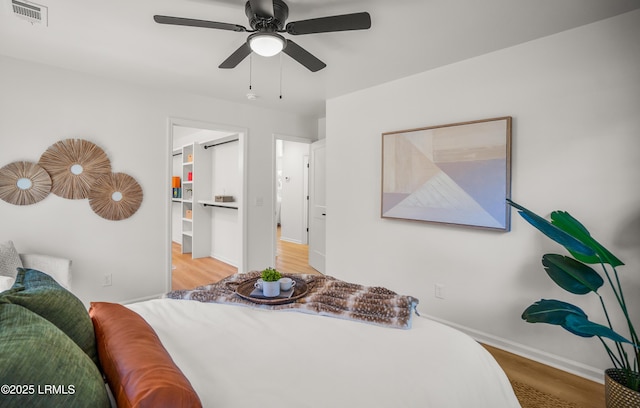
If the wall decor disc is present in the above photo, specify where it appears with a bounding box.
[0,161,52,206]
[39,139,112,200]
[88,172,143,221]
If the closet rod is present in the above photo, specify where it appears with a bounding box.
[202,203,238,210]
[203,139,238,149]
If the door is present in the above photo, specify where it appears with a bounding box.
[303,155,309,245]
[308,139,326,273]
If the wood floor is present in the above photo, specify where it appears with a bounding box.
[171,228,320,291]
[171,235,605,407]
[483,344,605,407]
[171,242,237,290]
[276,236,320,275]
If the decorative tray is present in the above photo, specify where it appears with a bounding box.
[235,276,308,305]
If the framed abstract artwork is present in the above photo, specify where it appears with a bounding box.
[381,117,512,231]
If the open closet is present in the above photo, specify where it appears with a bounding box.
[170,122,246,282]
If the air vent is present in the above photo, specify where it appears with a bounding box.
[12,0,48,26]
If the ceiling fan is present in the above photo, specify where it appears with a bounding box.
[154,0,371,72]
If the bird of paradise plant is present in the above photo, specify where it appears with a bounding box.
[507,199,639,392]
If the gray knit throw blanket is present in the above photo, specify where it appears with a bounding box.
[165,271,419,330]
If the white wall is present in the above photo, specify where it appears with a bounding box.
[318,118,326,140]
[174,129,234,146]
[0,55,316,304]
[326,10,640,381]
[280,140,310,244]
[209,140,240,265]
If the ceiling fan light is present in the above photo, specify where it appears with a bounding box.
[249,33,285,57]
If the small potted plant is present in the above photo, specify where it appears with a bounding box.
[508,199,638,406]
[259,267,282,297]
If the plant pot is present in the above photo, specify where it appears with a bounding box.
[261,281,280,297]
[605,368,640,408]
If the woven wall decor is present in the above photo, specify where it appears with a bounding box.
[0,161,52,206]
[88,172,143,221]
[39,139,112,200]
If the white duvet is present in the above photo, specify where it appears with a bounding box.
[127,298,521,408]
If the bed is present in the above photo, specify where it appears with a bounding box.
[127,298,520,407]
[0,266,521,408]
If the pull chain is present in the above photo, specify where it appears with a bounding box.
[279,53,283,99]
[249,54,253,90]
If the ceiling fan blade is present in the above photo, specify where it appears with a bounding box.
[283,40,326,72]
[219,43,252,69]
[286,12,371,35]
[154,15,247,32]
[248,0,274,19]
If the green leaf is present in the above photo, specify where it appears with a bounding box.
[542,254,604,295]
[550,211,624,267]
[523,300,637,347]
[522,299,587,325]
[506,200,595,257]
[261,267,282,282]
[562,314,633,344]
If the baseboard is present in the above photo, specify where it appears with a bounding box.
[279,237,303,245]
[210,252,238,268]
[121,293,165,305]
[423,314,604,384]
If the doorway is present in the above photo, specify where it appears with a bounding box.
[272,134,317,274]
[167,118,248,291]
[308,138,326,274]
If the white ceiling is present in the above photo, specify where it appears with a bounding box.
[1,0,638,118]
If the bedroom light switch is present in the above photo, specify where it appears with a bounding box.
[102,273,112,287]
[434,283,445,299]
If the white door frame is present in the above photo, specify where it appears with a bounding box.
[303,154,309,245]
[308,138,326,274]
[166,117,248,292]
[271,133,312,267]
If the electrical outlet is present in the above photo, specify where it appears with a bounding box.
[434,283,445,299]
[102,273,112,287]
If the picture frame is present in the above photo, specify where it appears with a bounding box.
[381,116,512,231]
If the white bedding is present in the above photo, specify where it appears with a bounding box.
[127,298,521,408]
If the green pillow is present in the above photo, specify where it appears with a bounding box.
[0,303,110,408]
[1,268,99,367]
